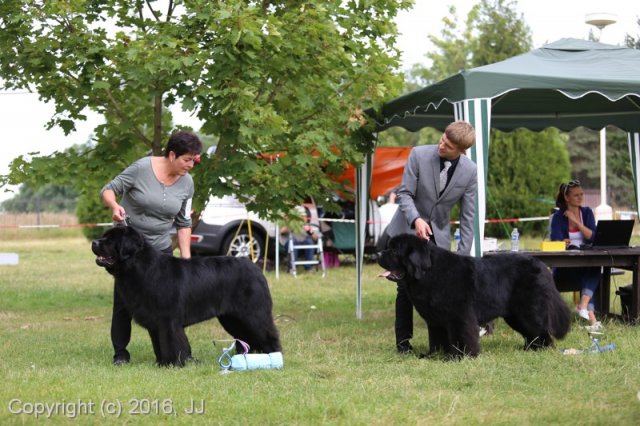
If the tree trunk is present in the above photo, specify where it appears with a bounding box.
[152,94,164,155]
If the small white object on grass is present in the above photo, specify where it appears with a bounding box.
[0,253,19,265]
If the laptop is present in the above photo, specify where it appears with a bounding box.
[580,219,635,250]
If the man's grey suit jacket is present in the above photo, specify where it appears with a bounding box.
[384,144,478,254]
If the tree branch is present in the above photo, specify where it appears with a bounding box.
[266,79,284,105]
[135,2,148,32]
[145,0,161,22]
[166,0,175,21]
[104,89,153,147]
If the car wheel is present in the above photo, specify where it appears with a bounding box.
[221,228,265,262]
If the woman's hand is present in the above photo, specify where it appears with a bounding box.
[563,210,592,239]
[564,210,580,227]
[102,189,126,223]
[111,204,126,223]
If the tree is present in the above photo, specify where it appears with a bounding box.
[624,17,640,49]
[5,129,150,238]
[411,5,471,86]
[0,0,411,224]
[606,128,635,208]
[568,126,635,209]
[0,183,77,213]
[485,128,570,237]
[382,0,569,236]
[466,0,531,68]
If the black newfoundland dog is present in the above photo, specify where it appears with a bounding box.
[378,234,571,358]
[92,226,282,366]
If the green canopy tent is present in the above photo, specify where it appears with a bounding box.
[354,38,640,318]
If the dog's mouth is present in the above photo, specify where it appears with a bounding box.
[95,256,116,267]
[378,270,406,282]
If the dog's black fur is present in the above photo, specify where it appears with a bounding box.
[378,234,571,358]
[92,226,281,366]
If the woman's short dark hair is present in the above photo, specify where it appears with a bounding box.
[164,131,203,158]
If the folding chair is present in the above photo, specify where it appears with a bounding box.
[330,221,356,252]
[287,235,326,278]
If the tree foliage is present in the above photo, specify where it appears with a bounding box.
[625,17,640,49]
[381,0,579,237]
[485,129,570,237]
[0,0,411,223]
[384,0,570,238]
[466,0,531,68]
[4,129,149,238]
[567,126,635,209]
[412,5,471,86]
[0,183,77,213]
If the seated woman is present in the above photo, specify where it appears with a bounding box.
[550,180,602,330]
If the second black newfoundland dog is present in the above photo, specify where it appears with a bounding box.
[378,234,571,358]
[92,226,281,366]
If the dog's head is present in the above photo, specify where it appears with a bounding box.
[91,226,145,272]
[378,234,433,282]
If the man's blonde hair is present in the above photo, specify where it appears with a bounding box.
[444,121,476,151]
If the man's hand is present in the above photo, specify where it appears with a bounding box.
[414,218,433,240]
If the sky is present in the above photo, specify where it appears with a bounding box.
[1,0,639,202]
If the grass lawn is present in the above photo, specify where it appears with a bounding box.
[1,231,640,425]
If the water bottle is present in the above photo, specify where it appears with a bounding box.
[228,352,284,371]
[596,343,616,353]
[511,227,519,252]
[453,228,461,251]
[218,339,284,371]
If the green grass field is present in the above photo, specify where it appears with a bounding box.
[1,231,640,425]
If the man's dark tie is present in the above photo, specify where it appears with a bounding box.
[440,160,452,192]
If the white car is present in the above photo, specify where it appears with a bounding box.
[190,195,390,262]
[190,195,319,261]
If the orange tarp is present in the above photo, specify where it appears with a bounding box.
[338,147,412,199]
[258,146,412,200]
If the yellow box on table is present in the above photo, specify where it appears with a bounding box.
[540,241,566,251]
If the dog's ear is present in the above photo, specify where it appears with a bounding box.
[422,243,432,269]
[118,228,144,260]
[407,251,423,280]
[406,239,432,280]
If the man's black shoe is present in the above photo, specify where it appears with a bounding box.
[113,357,130,366]
[396,342,414,354]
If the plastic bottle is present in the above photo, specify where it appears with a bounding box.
[511,227,519,252]
[453,228,461,252]
[596,343,616,353]
[229,352,284,371]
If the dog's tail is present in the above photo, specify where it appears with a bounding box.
[547,292,572,339]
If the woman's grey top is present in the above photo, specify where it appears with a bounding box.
[101,157,194,249]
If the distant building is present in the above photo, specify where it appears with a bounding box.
[582,188,601,210]
[582,188,637,220]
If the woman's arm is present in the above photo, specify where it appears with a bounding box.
[549,211,567,242]
[101,189,126,222]
[176,227,191,259]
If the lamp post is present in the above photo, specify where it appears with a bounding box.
[585,13,617,221]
